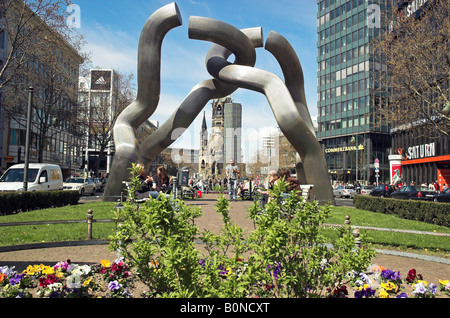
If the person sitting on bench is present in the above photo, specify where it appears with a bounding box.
[135,163,162,200]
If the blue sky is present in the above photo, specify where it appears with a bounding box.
[74,0,318,159]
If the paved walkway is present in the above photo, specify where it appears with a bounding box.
[0,193,448,283]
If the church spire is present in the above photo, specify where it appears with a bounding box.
[201,111,208,151]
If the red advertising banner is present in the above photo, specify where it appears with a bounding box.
[391,163,402,185]
[437,168,450,191]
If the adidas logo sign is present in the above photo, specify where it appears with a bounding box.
[95,77,106,85]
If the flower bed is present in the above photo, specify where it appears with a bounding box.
[0,258,135,298]
[0,258,448,298]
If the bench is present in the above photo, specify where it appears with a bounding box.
[300,185,314,200]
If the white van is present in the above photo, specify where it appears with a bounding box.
[0,163,63,192]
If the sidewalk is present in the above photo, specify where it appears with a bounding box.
[0,193,448,283]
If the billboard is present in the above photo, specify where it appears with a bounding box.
[90,70,112,91]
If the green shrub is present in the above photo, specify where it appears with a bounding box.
[109,163,375,298]
[353,195,449,227]
[0,191,80,215]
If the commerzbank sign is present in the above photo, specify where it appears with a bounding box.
[325,144,364,154]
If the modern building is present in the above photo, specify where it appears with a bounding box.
[386,0,449,189]
[198,96,243,178]
[78,69,118,176]
[0,0,84,176]
[316,0,391,185]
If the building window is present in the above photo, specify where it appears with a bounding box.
[9,129,26,146]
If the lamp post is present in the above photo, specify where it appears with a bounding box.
[23,87,33,192]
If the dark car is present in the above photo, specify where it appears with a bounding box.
[370,184,395,197]
[432,188,450,203]
[390,185,437,201]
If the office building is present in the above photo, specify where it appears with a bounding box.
[78,69,118,176]
[0,0,84,176]
[316,0,391,184]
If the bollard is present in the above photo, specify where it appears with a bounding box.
[352,229,361,249]
[87,209,93,240]
[344,215,351,235]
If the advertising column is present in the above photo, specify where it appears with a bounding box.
[389,154,403,185]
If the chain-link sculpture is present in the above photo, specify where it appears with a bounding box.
[103,2,335,205]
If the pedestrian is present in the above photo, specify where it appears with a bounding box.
[134,163,160,200]
[259,170,278,207]
[433,180,439,192]
[278,169,301,197]
[153,165,170,194]
[225,158,240,201]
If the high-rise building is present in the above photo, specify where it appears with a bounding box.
[316,0,391,184]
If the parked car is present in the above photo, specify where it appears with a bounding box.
[360,185,374,195]
[63,177,96,195]
[390,185,437,201]
[370,184,395,197]
[432,188,450,203]
[333,185,356,198]
[0,163,63,192]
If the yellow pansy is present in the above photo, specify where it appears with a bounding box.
[101,259,111,268]
[379,289,389,298]
[55,271,65,279]
[42,266,55,275]
[23,264,40,275]
[380,281,396,291]
[416,280,428,287]
[439,279,449,285]
[82,277,93,287]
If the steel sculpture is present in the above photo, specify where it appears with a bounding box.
[103,3,182,200]
[188,17,334,204]
[103,2,335,205]
[137,25,263,164]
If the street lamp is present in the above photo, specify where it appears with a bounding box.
[23,87,33,192]
[350,135,363,183]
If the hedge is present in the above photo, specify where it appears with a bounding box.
[353,195,449,227]
[0,190,80,215]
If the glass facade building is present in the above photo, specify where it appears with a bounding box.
[316,0,391,184]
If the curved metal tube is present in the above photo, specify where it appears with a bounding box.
[190,26,334,204]
[104,3,182,201]
[137,22,263,164]
[265,31,316,185]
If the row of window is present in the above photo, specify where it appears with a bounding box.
[318,115,369,132]
[318,0,366,28]
[319,29,371,60]
[9,128,82,159]
[319,96,371,116]
[319,60,369,85]
[319,75,371,102]
[319,9,367,42]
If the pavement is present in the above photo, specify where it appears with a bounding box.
[0,193,449,283]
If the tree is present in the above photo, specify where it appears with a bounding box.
[1,0,88,163]
[372,0,449,137]
[0,0,85,90]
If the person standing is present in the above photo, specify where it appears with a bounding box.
[225,158,240,201]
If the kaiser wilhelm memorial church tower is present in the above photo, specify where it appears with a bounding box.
[199,96,243,179]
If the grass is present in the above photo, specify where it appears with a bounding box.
[0,200,449,258]
[0,201,117,246]
[322,206,450,257]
